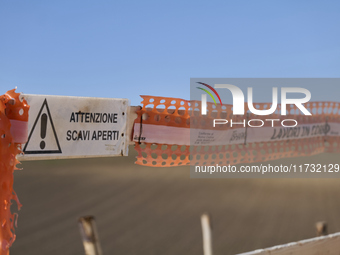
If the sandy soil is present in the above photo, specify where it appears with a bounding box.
[10,146,340,255]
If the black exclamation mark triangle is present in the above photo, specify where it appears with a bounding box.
[23,99,62,154]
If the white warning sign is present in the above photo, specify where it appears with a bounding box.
[19,94,129,160]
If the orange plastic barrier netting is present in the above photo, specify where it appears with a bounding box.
[134,96,340,167]
[0,89,29,255]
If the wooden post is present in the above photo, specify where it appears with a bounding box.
[316,221,328,236]
[201,213,213,255]
[78,216,103,255]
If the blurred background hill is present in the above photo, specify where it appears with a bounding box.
[11,146,340,255]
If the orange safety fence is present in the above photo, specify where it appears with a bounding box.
[133,96,340,167]
[0,89,29,255]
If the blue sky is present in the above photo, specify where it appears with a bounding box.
[0,0,339,105]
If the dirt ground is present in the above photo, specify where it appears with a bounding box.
[10,146,340,255]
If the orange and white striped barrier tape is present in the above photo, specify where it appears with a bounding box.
[0,89,29,255]
[133,96,340,167]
